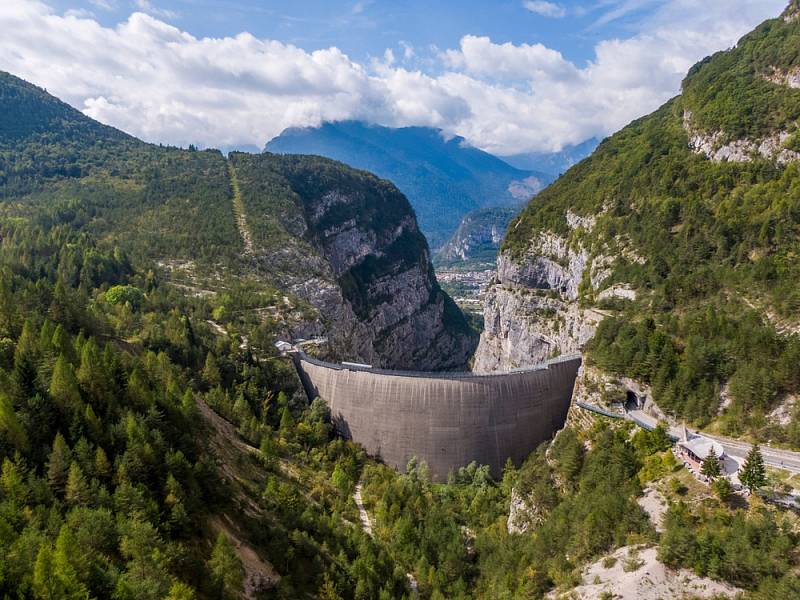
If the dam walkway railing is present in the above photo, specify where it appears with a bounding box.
[293,350,582,381]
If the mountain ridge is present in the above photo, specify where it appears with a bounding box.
[0,70,475,371]
[477,4,800,441]
[266,120,555,248]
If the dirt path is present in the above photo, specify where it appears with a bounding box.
[228,161,254,256]
[353,483,373,536]
[353,481,418,598]
[637,487,667,533]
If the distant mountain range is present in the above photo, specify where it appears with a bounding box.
[500,138,601,176]
[266,121,569,249]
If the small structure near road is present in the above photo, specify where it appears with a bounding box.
[675,426,741,485]
[677,433,726,473]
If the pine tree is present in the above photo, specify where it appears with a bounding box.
[279,406,295,436]
[76,338,113,406]
[51,324,75,363]
[712,477,733,501]
[701,446,721,480]
[65,462,90,506]
[32,544,58,600]
[209,532,244,599]
[165,581,197,600]
[94,446,111,479]
[740,443,767,493]
[202,353,222,388]
[0,390,28,450]
[50,354,81,410]
[1,457,28,504]
[318,573,344,600]
[47,433,71,494]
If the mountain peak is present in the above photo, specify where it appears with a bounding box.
[0,70,129,145]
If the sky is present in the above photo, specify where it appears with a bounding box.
[0,0,789,155]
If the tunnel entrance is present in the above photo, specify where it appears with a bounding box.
[625,390,640,412]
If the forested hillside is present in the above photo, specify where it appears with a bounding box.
[0,69,474,598]
[0,71,474,371]
[491,0,800,438]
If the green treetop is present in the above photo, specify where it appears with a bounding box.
[701,446,722,480]
[739,443,767,493]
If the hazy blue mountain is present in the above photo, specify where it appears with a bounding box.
[266,121,554,248]
[501,137,600,176]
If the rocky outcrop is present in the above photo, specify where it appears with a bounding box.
[508,487,541,534]
[241,153,477,371]
[474,214,611,372]
[765,66,800,89]
[785,0,800,23]
[683,111,800,164]
[436,205,519,264]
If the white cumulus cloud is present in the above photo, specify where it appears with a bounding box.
[0,0,788,154]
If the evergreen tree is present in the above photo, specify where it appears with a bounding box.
[65,462,90,506]
[0,390,28,450]
[739,444,767,493]
[318,573,344,600]
[203,353,222,388]
[49,354,81,410]
[165,581,197,600]
[712,477,733,501]
[279,406,294,436]
[94,446,111,479]
[76,338,113,407]
[32,544,58,600]
[331,463,351,495]
[47,433,71,494]
[209,532,244,599]
[0,457,28,504]
[701,447,721,480]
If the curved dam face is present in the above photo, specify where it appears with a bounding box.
[293,352,581,481]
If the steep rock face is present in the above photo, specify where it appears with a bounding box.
[684,111,800,164]
[476,4,800,431]
[233,153,477,371]
[436,205,520,265]
[474,220,608,372]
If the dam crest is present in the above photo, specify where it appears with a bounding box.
[289,349,582,481]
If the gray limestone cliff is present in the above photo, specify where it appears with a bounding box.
[473,213,614,372]
[231,153,477,371]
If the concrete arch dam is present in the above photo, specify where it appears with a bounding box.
[292,352,582,481]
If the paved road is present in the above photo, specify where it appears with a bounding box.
[628,409,800,474]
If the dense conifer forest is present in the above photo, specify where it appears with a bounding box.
[4,4,800,598]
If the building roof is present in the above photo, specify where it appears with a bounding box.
[679,435,725,461]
